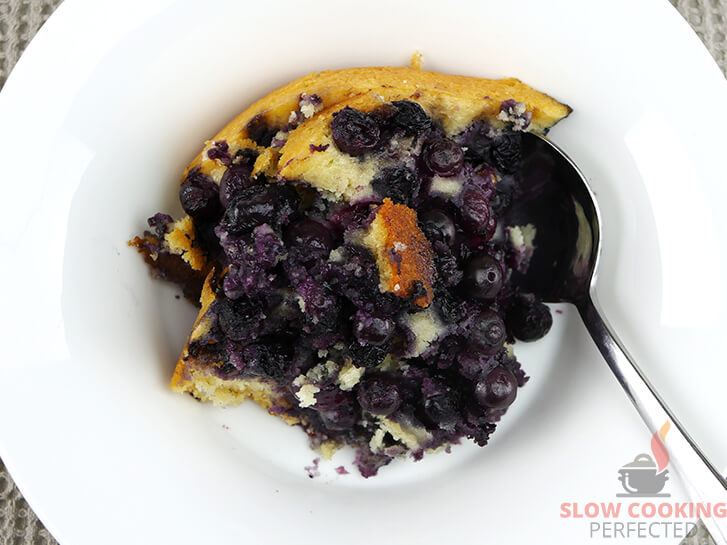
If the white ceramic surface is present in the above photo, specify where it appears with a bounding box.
[0,0,725,544]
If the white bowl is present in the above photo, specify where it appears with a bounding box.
[0,0,725,543]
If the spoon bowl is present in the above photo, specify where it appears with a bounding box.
[514,132,727,544]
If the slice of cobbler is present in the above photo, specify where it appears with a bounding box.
[131,66,570,477]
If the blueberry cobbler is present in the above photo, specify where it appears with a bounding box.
[131,66,571,477]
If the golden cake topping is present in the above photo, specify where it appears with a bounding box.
[362,198,435,308]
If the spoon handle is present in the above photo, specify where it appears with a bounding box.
[577,296,727,545]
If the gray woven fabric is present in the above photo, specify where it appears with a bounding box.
[0,0,62,88]
[0,1,724,544]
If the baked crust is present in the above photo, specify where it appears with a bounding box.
[187,66,571,185]
[362,198,435,308]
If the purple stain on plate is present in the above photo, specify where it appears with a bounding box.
[555,309,563,315]
[305,458,321,478]
[222,424,230,430]
[335,466,349,475]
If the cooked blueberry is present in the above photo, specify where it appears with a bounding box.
[285,219,334,259]
[491,132,522,174]
[422,138,464,177]
[357,374,402,415]
[490,181,513,214]
[353,311,395,346]
[460,185,491,235]
[320,406,358,431]
[435,292,467,323]
[506,293,552,341]
[290,274,340,330]
[330,106,380,156]
[220,184,299,236]
[221,187,274,234]
[419,209,456,246]
[219,164,253,208]
[246,114,278,147]
[390,100,431,135]
[234,147,259,169]
[424,389,460,426]
[147,213,173,239]
[469,310,506,355]
[322,245,391,313]
[243,342,290,379]
[459,121,492,165]
[312,387,349,411]
[179,170,221,220]
[347,342,389,368]
[371,166,419,206]
[433,248,463,288]
[207,141,231,164]
[475,367,517,408]
[217,298,263,341]
[314,388,358,430]
[328,203,372,231]
[461,255,503,300]
[426,335,464,369]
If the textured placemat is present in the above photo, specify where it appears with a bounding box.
[0,1,725,544]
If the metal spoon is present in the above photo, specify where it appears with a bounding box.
[511,133,727,544]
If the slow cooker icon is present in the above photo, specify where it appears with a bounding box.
[616,453,670,497]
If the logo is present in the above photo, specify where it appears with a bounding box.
[617,421,671,498]
[560,420,725,540]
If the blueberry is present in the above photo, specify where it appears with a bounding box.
[459,121,492,165]
[221,187,275,234]
[424,389,461,426]
[314,388,358,430]
[347,342,389,368]
[234,147,259,169]
[469,310,506,355]
[219,164,253,208]
[371,166,420,206]
[419,209,456,246]
[433,249,463,288]
[246,114,278,147]
[330,106,380,156]
[460,185,491,235]
[328,203,372,231]
[207,141,231,164]
[475,367,517,408]
[505,293,552,341]
[353,311,395,346]
[147,212,173,239]
[435,292,467,323]
[426,335,464,369]
[461,255,503,301]
[357,374,402,415]
[179,169,221,220]
[243,342,290,379]
[220,184,299,236]
[295,277,341,330]
[217,298,263,341]
[490,182,513,214]
[491,133,522,174]
[422,138,464,177]
[320,409,357,431]
[285,219,334,259]
[390,100,431,135]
